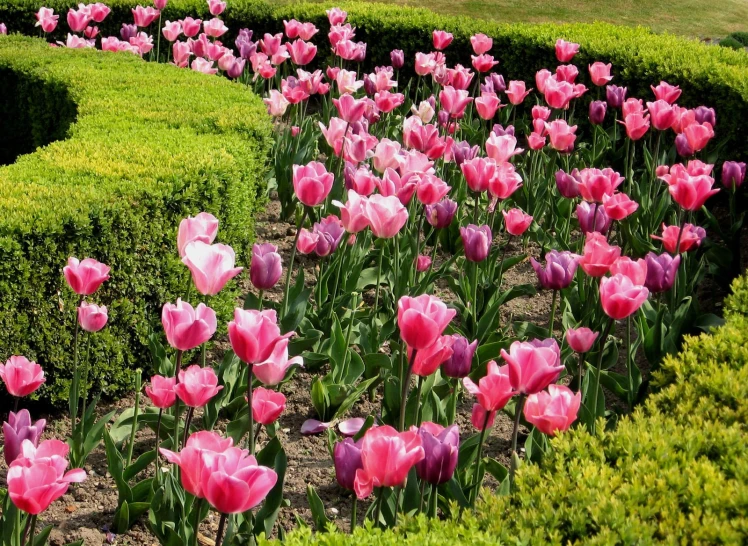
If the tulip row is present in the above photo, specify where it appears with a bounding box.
[1,1,746,544]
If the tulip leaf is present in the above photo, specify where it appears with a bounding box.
[311,378,330,421]
[82,408,117,463]
[148,330,173,376]
[306,484,331,531]
[353,414,377,441]
[333,376,379,420]
[447,477,470,508]
[254,438,287,538]
[123,450,157,482]
[483,457,509,483]
[32,526,53,546]
[104,428,132,504]
[114,500,130,534]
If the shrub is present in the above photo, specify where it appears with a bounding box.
[720,36,745,51]
[262,271,748,544]
[0,35,272,404]
[727,31,748,47]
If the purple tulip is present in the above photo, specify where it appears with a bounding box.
[334,438,363,490]
[589,100,607,125]
[481,73,506,94]
[249,243,282,290]
[452,140,480,167]
[722,161,746,189]
[313,216,345,257]
[675,133,694,157]
[530,250,580,290]
[606,85,627,109]
[644,252,680,293]
[442,335,477,378]
[3,410,46,465]
[235,28,256,59]
[426,199,458,229]
[363,75,376,96]
[576,202,612,235]
[491,123,515,137]
[460,224,492,262]
[694,106,716,127]
[390,49,404,69]
[415,423,459,485]
[120,23,138,41]
[555,169,581,198]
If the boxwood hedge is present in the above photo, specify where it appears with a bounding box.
[261,272,748,544]
[0,35,272,404]
[0,0,746,159]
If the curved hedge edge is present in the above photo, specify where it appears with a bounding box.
[264,270,748,545]
[0,35,273,403]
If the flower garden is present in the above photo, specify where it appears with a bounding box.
[0,1,747,544]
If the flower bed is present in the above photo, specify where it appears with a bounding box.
[0,34,272,404]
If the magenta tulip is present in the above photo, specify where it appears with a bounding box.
[530,250,580,290]
[589,100,607,125]
[161,299,217,352]
[398,294,456,351]
[460,224,492,262]
[174,365,223,407]
[334,438,363,490]
[415,422,459,485]
[3,410,46,465]
[442,335,478,378]
[523,384,580,436]
[252,387,286,425]
[145,375,177,409]
[426,199,458,229]
[722,161,746,189]
[250,243,282,291]
[600,274,649,320]
[644,252,680,293]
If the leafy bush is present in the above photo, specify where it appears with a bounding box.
[720,36,746,51]
[0,35,272,404]
[262,271,748,544]
[727,31,748,47]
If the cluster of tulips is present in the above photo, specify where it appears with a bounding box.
[2,2,748,545]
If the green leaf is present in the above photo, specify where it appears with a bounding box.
[114,500,130,534]
[254,438,287,538]
[483,457,508,482]
[32,525,53,546]
[306,485,331,531]
[124,450,157,482]
[103,429,132,504]
[333,376,379,420]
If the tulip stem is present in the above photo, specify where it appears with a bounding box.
[70,298,82,435]
[258,290,264,311]
[247,366,255,455]
[418,479,427,513]
[192,499,202,546]
[577,353,585,394]
[214,513,227,546]
[414,376,425,427]
[548,290,558,339]
[23,515,36,546]
[283,208,308,318]
[182,406,194,449]
[430,483,438,519]
[471,261,479,322]
[373,488,383,527]
[328,242,348,322]
[126,370,142,468]
[496,235,511,296]
[398,350,417,431]
[509,394,526,484]
[173,350,183,455]
[79,334,92,436]
[394,486,403,526]
[626,315,634,411]
[154,408,163,476]
[350,497,357,533]
[471,411,491,506]
[373,242,385,317]
[591,320,614,435]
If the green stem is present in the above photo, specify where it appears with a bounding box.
[626,315,634,411]
[283,208,308,317]
[350,497,357,533]
[70,302,81,433]
[373,242,385,315]
[258,289,264,311]
[548,290,558,339]
[126,371,142,468]
[80,334,92,431]
[394,486,403,526]
[154,409,163,479]
[414,376,424,427]
[591,320,614,435]
[182,407,194,448]
[509,394,526,484]
[373,488,383,526]
[470,409,491,506]
[577,352,585,394]
[496,235,511,295]
[418,479,427,513]
[471,260,479,321]
[173,350,183,454]
[429,483,438,518]
[328,242,348,322]
[398,349,417,431]
[247,366,255,455]
[192,498,202,546]
[214,513,227,546]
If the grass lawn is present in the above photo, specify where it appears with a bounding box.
[280,0,748,38]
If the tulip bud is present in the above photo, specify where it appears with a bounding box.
[565,327,599,353]
[442,335,477,378]
[675,133,694,157]
[2,410,46,465]
[251,387,286,425]
[460,224,492,262]
[363,74,376,96]
[416,255,432,272]
[722,161,746,189]
[415,423,459,485]
[589,100,607,125]
[555,169,581,198]
[250,243,283,290]
[606,85,627,109]
[644,252,680,293]
[451,140,480,167]
[425,199,458,229]
[334,438,363,490]
[576,202,612,235]
[693,106,716,127]
[77,302,108,333]
[145,375,177,409]
[390,49,404,69]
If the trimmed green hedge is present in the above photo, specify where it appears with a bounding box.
[262,271,748,544]
[0,35,272,404]
[1,0,746,159]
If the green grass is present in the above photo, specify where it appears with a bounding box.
[278,0,748,38]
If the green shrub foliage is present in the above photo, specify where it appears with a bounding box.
[1,0,746,158]
[261,273,748,544]
[727,31,748,47]
[0,35,272,404]
[720,37,746,51]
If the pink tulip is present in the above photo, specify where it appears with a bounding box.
[160,431,234,498]
[292,162,334,207]
[228,308,290,366]
[398,294,456,351]
[555,64,578,83]
[461,157,497,193]
[191,58,217,75]
[471,54,498,73]
[555,39,579,62]
[439,86,472,119]
[651,81,681,104]
[287,39,317,65]
[181,17,201,37]
[88,3,109,23]
[416,174,451,205]
[326,7,347,25]
[364,194,409,238]
[610,256,648,285]
[161,299,217,352]
[543,77,575,109]
[145,375,177,409]
[535,69,552,93]
[253,338,303,386]
[375,90,405,113]
[203,17,227,38]
[86,25,101,39]
[132,5,158,27]
[177,212,218,258]
[502,208,533,236]
[588,62,612,86]
[471,33,492,55]
[432,30,453,50]
[0,356,45,398]
[207,0,226,16]
[471,403,496,430]
[77,302,108,333]
[333,93,367,124]
[527,132,546,150]
[345,164,379,196]
[175,365,222,407]
[545,119,577,152]
[475,92,502,120]
[172,41,192,67]
[263,89,290,117]
[162,20,181,41]
[416,255,432,272]
[252,387,286,425]
[500,339,563,395]
[646,100,676,131]
[7,444,86,515]
[463,360,516,411]
[651,223,706,254]
[661,164,719,211]
[488,162,523,200]
[523,384,580,436]
[683,122,715,153]
[600,274,649,320]
[220,54,246,79]
[353,425,424,499]
[182,241,242,296]
[460,224,492,262]
[372,139,401,173]
[486,132,523,163]
[67,7,91,32]
[35,7,59,33]
[505,80,531,105]
[565,327,598,353]
[602,192,638,221]
[283,19,301,39]
[618,113,649,141]
[63,257,110,296]
[578,232,621,277]
[332,190,370,233]
[296,228,319,254]
[408,335,454,377]
[577,167,624,202]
